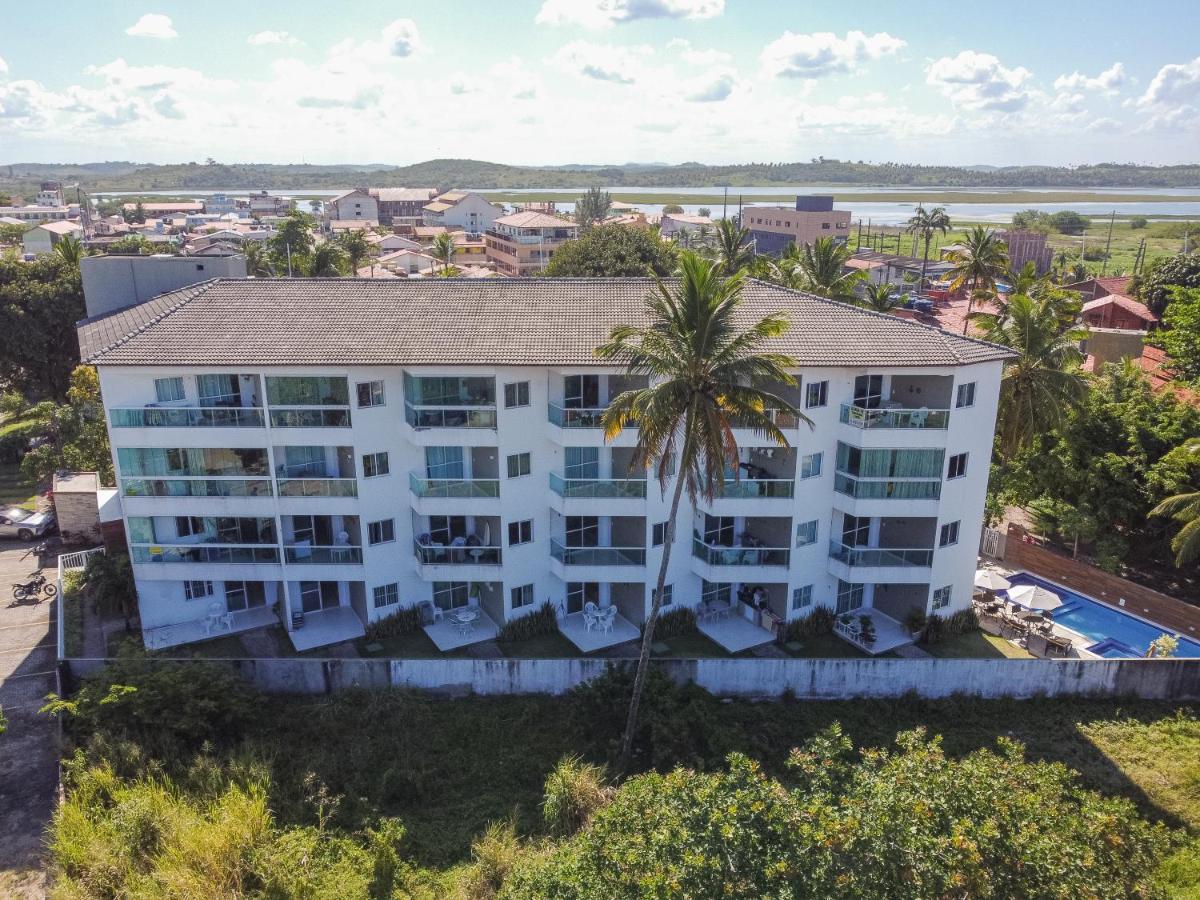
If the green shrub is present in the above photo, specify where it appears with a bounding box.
[363,605,422,642]
[542,756,612,837]
[782,605,835,642]
[653,606,697,639]
[903,608,927,635]
[0,419,40,463]
[921,612,947,645]
[460,820,525,899]
[944,608,978,635]
[1130,215,1148,229]
[497,602,558,643]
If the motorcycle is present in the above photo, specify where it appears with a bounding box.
[11,572,57,601]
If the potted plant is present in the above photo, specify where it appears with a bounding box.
[903,608,927,639]
[858,614,877,647]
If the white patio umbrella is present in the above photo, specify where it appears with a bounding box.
[974,569,1012,592]
[1008,583,1062,611]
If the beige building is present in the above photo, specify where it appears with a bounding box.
[744,196,852,254]
[485,211,578,276]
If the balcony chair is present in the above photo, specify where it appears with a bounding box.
[909,408,929,428]
[292,539,312,560]
[597,605,617,634]
[583,601,600,632]
[417,600,443,625]
[331,531,353,562]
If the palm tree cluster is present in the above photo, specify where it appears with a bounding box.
[944,225,1010,334]
[904,205,951,290]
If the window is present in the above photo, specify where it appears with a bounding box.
[368,519,395,545]
[939,521,960,547]
[356,380,385,408]
[508,519,533,546]
[184,580,212,601]
[955,382,976,408]
[506,452,531,479]
[566,581,600,613]
[175,515,205,537]
[565,447,599,479]
[947,452,968,479]
[652,521,667,547]
[652,584,673,606]
[800,452,823,479]
[154,376,185,403]
[657,453,676,478]
[197,374,241,407]
[853,374,883,409]
[795,520,818,547]
[821,222,831,229]
[362,451,390,478]
[433,581,470,610]
[836,579,864,614]
[701,579,731,606]
[504,381,530,409]
[791,585,813,610]
[511,583,534,609]
[225,580,266,612]
[932,584,952,610]
[373,583,399,609]
[805,380,828,409]
[841,514,870,547]
[703,514,734,546]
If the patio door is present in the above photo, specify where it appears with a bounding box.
[299,580,339,613]
[853,374,883,409]
[225,580,266,612]
[425,446,465,479]
[430,515,467,545]
[565,516,599,547]
[564,374,600,409]
[564,447,599,479]
[433,581,470,610]
[566,582,599,614]
[842,514,870,547]
[703,514,735,546]
[836,579,864,614]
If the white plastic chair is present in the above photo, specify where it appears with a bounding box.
[598,606,616,634]
[583,601,599,632]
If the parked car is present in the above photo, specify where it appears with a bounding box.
[0,507,56,541]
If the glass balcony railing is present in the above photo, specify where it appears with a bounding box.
[409,471,500,498]
[547,404,610,428]
[834,473,941,500]
[284,545,363,564]
[121,477,273,498]
[405,402,497,429]
[110,407,265,428]
[731,408,801,429]
[131,543,279,564]
[839,404,950,430]
[828,541,933,568]
[718,478,795,499]
[691,539,790,567]
[268,407,352,428]
[550,540,645,566]
[550,472,647,499]
[413,540,502,565]
[277,478,358,498]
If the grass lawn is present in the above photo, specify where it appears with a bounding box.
[0,460,39,509]
[924,629,1035,659]
[357,628,469,658]
[652,631,731,658]
[781,632,872,658]
[499,630,581,658]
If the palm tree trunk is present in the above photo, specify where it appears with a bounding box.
[617,444,689,775]
[962,277,974,335]
[920,233,931,292]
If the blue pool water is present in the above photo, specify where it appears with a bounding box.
[1003,572,1200,658]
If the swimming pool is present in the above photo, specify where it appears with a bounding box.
[1002,572,1200,658]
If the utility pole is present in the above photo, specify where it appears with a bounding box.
[722,186,728,221]
[286,242,293,277]
[856,218,862,249]
[1101,209,1116,276]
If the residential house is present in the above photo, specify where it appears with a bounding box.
[0,204,72,222]
[22,219,84,255]
[366,233,422,253]
[1065,275,1133,302]
[485,211,578,276]
[79,277,1009,654]
[659,213,713,240]
[1081,295,1158,331]
[422,191,500,235]
[370,188,438,227]
[123,201,205,217]
[742,196,852,255]
[363,248,440,277]
[452,231,489,267]
[205,194,240,216]
[247,191,294,218]
[326,190,379,224]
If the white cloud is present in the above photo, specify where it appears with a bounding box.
[790,95,954,138]
[125,14,177,40]
[0,56,8,76]
[1085,116,1121,132]
[536,0,723,28]
[685,72,735,102]
[248,30,302,46]
[667,39,732,66]
[381,19,424,58]
[760,30,904,79]
[550,40,651,84]
[1137,56,1200,107]
[926,50,1031,112]
[1054,62,1126,94]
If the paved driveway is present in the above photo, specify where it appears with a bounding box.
[0,542,58,897]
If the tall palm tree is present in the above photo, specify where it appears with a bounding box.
[859,282,904,313]
[308,243,344,277]
[1150,443,1200,567]
[53,234,86,269]
[597,252,808,772]
[904,205,951,290]
[242,240,272,277]
[944,225,1009,335]
[432,232,455,273]
[338,230,371,275]
[709,218,755,276]
[973,293,1087,455]
[779,236,863,301]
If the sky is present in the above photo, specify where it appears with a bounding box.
[1,0,1199,167]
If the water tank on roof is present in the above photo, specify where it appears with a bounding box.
[794,195,834,212]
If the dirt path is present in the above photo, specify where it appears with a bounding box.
[0,543,59,898]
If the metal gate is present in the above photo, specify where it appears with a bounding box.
[980,527,1005,560]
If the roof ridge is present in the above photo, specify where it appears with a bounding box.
[82,279,220,361]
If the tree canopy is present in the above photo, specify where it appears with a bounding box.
[543,223,677,277]
[1136,250,1200,317]
[0,251,86,399]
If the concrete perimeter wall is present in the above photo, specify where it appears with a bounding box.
[66,656,1200,701]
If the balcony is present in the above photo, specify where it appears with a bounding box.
[405,402,497,429]
[550,472,646,499]
[120,477,273,498]
[413,539,502,566]
[268,407,351,428]
[110,406,265,428]
[833,474,941,501]
[691,539,790,567]
[276,478,358,498]
[717,479,794,499]
[409,471,499,499]
[828,542,933,568]
[839,404,949,430]
[550,540,646,567]
[283,545,363,564]
[130,543,279,564]
[547,404,608,428]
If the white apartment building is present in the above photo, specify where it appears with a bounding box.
[78,278,1011,655]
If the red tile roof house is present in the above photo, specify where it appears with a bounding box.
[1081,294,1158,331]
[1064,275,1133,302]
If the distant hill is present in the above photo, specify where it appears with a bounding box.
[2,157,1199,199]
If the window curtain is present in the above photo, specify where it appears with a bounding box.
[425,446,464,479]
[564,447,599,479]
[197,374,240,406]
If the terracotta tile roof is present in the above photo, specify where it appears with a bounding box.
[38,220,83,235]
[77,278,1016,369]
[494,211,575,229]
[371,188,437,202]
[1081,294,1157,323]
[422,201,453,213]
